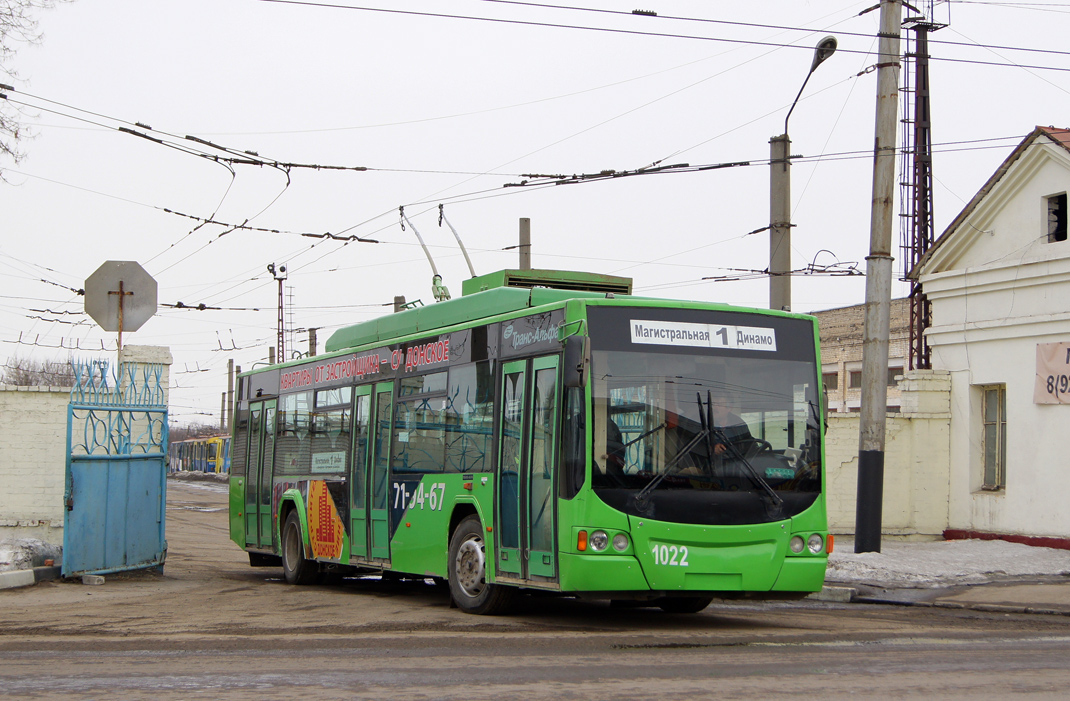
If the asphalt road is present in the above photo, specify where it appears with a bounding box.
[2,479,1069,699]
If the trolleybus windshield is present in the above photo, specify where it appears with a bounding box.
[587,311,822,527]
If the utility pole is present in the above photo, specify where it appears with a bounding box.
[308,328,318,357]
[267,263,287,362]
[226,358,234,432]
[769,134,792,311]
[900,3,947,370]
[519,218,531,270]
[856,0,902,554]
[769,37,837,313]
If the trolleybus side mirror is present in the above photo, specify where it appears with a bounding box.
[562,336,588,388]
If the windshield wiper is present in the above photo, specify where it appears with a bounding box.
[711,424,784,512]
[697,391,784,516]
[633,428,708,510]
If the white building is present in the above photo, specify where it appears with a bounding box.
[915,126,1070,544]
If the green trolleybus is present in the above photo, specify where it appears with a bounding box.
[229,269,829,614]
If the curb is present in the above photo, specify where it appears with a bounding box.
[851,594,1070,617]
[0,569,35,590]
[0,565,62,591]
[808,585,857,603]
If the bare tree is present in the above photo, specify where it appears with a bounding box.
[1,1,66,166]
[1,354,75,386]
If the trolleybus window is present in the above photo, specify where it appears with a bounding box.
[445,361,495,473]
[590,347,821,525]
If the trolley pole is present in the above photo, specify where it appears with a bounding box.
[856,0,902,554]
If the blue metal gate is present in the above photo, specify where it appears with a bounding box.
[63,359,169,577]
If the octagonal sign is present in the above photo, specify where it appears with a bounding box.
[84,261,158,333]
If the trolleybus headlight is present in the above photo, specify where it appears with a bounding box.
[789,535,805,554]
[612,533,629,552]
[807,534,824,554]
[590,530,609,552]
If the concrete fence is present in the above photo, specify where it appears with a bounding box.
[825,370,952,539]
[0,385,71,546]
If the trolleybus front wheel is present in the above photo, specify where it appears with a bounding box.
[282,510,317,585]
[448,516,514,615]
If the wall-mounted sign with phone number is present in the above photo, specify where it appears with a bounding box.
[1034,342,1070,405]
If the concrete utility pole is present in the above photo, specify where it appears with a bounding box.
[519,218,531,270]
[308,328,318,357]
[769,134,792,311]
[226,358,234,431]
[856,0,903,554]
[769,37,838,312]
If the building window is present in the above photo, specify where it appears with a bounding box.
[822,372,839,391]
[888,367,902,387]
[981,385,1007,490]
[1047,193,1067,242]
[849,370,863,389]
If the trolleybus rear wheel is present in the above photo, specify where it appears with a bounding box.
[282,510,317,585]
[657,595,713,614]
[448,516,514,615]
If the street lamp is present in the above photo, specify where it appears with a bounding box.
[769,36,838,312]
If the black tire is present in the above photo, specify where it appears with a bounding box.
[657,595,713,614]
[281,510,317,585]
[448,515,515,615]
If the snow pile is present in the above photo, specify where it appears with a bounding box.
[0,538,62,572]
[827,538,1070,588]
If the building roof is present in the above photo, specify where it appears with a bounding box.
[910,126,1070,279]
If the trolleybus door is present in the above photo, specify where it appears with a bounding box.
[349,385,372,559]
[243,403,262,547]
[258,401,277,548]
[369,382,394,561]
[527,356,559,578]
[497,361,526,575]
[497,355,560,581]
[243,399,277,548]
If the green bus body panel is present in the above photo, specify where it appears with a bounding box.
[325,286,619,354]
[558,553,650,591]
[630,519,787,591]
[772,557,828,591]
[229,477,245,546]
[388,474,496,578]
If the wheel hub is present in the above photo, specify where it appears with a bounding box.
[455,535,485,597]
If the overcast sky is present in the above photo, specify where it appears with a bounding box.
[2,0,1068,424]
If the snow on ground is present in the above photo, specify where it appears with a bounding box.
[827,538,1070,588]
[0,538,62,573]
